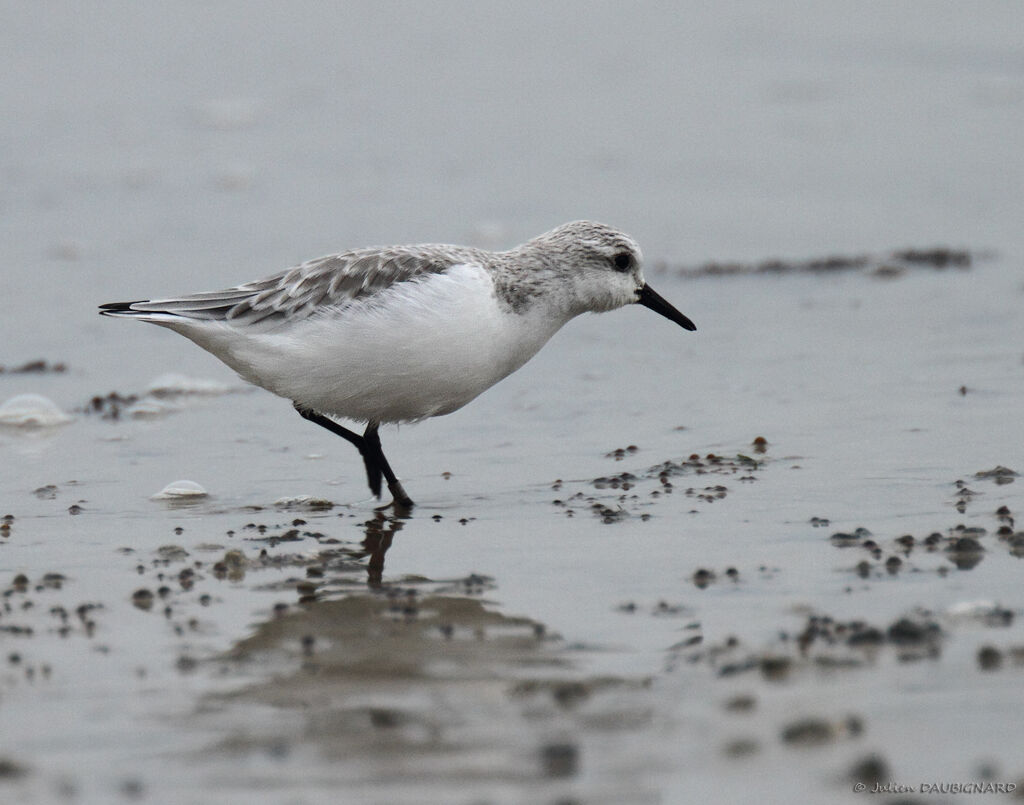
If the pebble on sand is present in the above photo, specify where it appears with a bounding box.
[0,394,73,428]
[151,480,208,500]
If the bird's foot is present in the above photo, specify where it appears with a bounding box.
[375,479,414,512]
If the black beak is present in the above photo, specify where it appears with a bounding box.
[636,284,696,331]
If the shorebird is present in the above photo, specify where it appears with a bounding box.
[100,221,695,508]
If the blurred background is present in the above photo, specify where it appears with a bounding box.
[2,3,1024,804]
[5,2,1022,339]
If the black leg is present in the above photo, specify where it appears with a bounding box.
[362,424,415,509]
[293,404,413,508]
[294,404,383,498]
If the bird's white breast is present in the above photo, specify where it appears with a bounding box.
[189,263,570,423]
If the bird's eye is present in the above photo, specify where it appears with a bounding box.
[612,252,633,272]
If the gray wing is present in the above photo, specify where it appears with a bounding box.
[118,245,473,327]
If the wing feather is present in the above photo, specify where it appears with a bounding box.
[113,244,480,328]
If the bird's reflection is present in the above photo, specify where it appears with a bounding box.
[352,510,407,587]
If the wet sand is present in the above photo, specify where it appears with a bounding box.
[3,258,1023,804]
[3,3,1024,803]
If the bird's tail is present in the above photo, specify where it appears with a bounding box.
[99,301,145,315]
[98,300,184,324]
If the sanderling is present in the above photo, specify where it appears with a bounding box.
[100,221,695,508]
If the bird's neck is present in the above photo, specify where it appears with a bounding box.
[491,248,584,321]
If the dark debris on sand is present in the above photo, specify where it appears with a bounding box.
[81,392,140,420]
[672,611,947,680]
[654,247,974,280]
[824,483,1024,574]
[0,359,67,375]
[554,447,767,523]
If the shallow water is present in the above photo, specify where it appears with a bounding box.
[3,3,1024,804]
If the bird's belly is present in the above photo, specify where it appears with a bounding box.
[222,264,565,423]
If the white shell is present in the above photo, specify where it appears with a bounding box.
[152,480,208,500]
[0,394,73,428]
